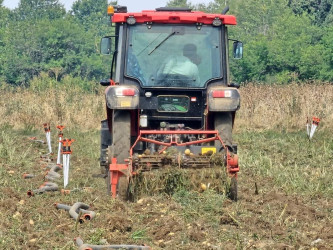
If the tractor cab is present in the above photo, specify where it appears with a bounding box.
[99,6,242,201]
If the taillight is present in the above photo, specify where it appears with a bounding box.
[115,88,136,96]
[212,90,232,98]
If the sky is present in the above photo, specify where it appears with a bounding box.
[3,0,213,12]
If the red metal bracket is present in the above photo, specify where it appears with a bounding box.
[130,130,226,156]
[226,152,239,177]
[109,158,128,198]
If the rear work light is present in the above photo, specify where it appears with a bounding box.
[212,18,222,26]
[115,88,136,96]
[127,16,136,25]
[212,90,232,98]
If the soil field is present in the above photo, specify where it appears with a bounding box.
[0,127,332,249]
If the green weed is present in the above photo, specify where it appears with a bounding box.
[236,130,333,197]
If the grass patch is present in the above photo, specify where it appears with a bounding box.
[236,130,333,197]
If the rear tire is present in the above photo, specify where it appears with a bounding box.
[214,112,233,149]
[112,111,131,164]
[117,176,129,200]
[100,120,111,175]
[228,176,238,201]
[106,110,131,198]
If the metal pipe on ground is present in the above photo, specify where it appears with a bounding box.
[54,203,71,211]
[45,170,61,178]
[74,237,152,250]
[23,173,35,179]
[55,203,96,222]
[45,175,57,181]
[82,210,96,221]
[40,182,58,188]
[27,182,58,197]
[44,163,57,169]
[68,202,89,223]
[50,165,62,172]
[69,202,90,224]
[45,164,62,180]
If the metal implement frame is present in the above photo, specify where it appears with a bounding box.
[108,130,239,198]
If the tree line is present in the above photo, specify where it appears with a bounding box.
[0,0,332,85]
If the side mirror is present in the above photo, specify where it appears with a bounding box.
[233,41,243,59]
[229,82,240,89]
[100,37,112,55]
[100,79,111,86]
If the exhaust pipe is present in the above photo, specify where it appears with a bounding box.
[222,6,229,14]
[74,237,152,250]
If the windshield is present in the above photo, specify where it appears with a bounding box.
[126,24,222,88]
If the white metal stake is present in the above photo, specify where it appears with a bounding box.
[49,132,52,153]
[309,124,317,139]
[45,132,49,149]
[309,117,320,140]
[63,154,68,188]
[57,136,62,165]
[47,131,52,153]
[67,154,70,186]
[62,138,73,188]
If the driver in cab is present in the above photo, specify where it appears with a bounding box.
[156,43,201,86]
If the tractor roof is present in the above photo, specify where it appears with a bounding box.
[111,8,237,25]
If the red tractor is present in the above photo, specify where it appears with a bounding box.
[99,6,242,201]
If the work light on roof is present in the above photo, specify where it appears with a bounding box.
[212,18,222,26]
[127,16,136,25]
[107,5,114,16]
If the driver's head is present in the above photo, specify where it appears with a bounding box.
[183,43,201,65]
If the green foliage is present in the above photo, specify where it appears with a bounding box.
[166,0,193,8]
[227,0,332,83]
[13,0,66,21]
[190,0,333,83]
[131,230,147,240]
[288,0,332,26]
[173,189,226,224]
[237,130,333,197]
[0,0,332,85]
[2,17,107,84]
[71,0,110,35]
[0,0,111,85]
[88,228,106,244]
[28,72,99,92]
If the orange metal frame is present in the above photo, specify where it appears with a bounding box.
[109,130,239,198]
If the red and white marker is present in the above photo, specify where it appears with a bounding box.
[307,117,320,139]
